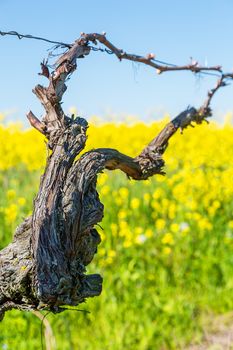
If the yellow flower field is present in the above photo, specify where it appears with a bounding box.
[1,114,233,349]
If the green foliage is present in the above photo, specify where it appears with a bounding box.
[1,166,233,350]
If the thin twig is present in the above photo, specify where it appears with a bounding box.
[199,74,232,117]
[0,29,226,78]
[81,32,223,75]
[1,29,233,129]
[0,30,71,48]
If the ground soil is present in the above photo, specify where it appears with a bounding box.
[188,313,233,350]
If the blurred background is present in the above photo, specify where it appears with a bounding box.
[1,1,233,349]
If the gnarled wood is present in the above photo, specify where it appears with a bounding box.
[0,32,222,320]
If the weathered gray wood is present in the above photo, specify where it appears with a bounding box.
[0,33,212,320]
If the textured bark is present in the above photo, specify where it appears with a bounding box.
[0,33,213,320]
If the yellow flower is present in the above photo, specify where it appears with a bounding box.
[7,189,16,200]
[135,227,143,235]
[162,246,172,255]
[123,239,133,248]
[98,248,106,256]
[192,212,202,221]
[5,204,18,223]
[152,188,164,199]
[143,180,151,186]
[119,220,128,229]
[187,200,197,211]
[151,200,160,211]
[145,228,153,238]
[98,173,108,186]
[161,198,169,208]
[119,187,129,199]
[198,218,213,231]
[143,193,150,203]
[118,209,127,220]
[212,200,221,209]
[108,250,116,258]
[18,197,26,206]
[115,197,123,206]
[100,185,110,196]
[170,223,179,233]
[105,257,113,265]
[161,233,174,245]
[207,206,217,217]
[130,198,140,210]
[110,223,118,236]
[156,219,166,231]
[168,203,176,220]
[228,220,233,229]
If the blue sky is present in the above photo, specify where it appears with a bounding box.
[0,0,233,124]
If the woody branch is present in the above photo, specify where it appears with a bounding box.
[0,31,232,321]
